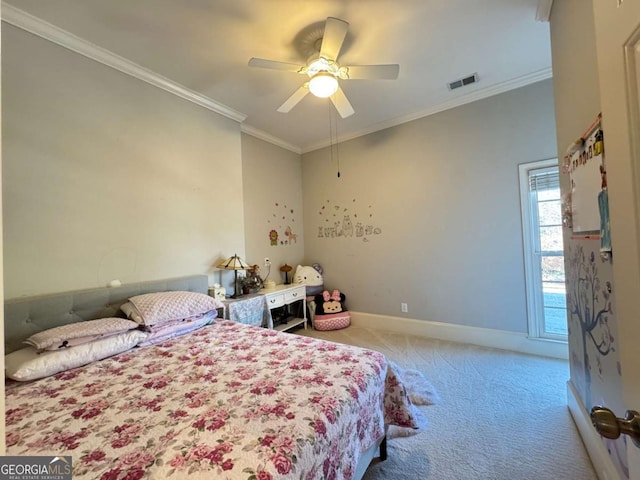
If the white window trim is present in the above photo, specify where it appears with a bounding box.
[519,158,567,342]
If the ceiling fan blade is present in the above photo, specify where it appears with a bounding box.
[330,86,355,118]
[277,85,309,113]
[320,17,349,61]
[340,64,400,80]
[248,57,306,74]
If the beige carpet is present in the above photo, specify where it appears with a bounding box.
[298,325,597,480]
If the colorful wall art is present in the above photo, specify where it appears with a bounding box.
[316,199,382,242]
[266,202,299,247]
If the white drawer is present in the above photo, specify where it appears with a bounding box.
[265,294,285,308]
[284,287,304,303]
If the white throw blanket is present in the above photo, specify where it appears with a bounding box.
[387,360,440,438]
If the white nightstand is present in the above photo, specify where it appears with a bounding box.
[259,284,307,332]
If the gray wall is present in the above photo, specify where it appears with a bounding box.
[302,79,557,333]
[550,0,626,477]
[2,24,246,298]
[241,133,304,284]
[1,18,559,339]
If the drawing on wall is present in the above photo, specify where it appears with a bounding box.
[567,245,616,410]
[266,202,299,246]
[316,198,382,242]
[563,116,625,480]
[284,226,297,244]
[269,230,278,246]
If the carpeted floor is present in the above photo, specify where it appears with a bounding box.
[298,325,597,480]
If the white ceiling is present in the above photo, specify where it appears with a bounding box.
[3,0,552,153]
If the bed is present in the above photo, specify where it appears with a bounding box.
[4,275,422,479]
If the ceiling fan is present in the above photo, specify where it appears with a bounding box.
[248,17,399,118]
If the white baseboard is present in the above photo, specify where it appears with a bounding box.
[349,311,568,359]
[567,381,621,480]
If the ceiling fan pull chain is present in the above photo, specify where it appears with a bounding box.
[329,102,340,178]
[335,108,341,178]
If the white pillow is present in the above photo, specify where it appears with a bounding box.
[6,330,147,381]
[120,302,144,324]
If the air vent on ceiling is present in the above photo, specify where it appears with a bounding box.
[447,73,479,91]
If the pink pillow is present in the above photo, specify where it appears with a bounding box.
[127,291,221,327]
[24,317,138,351]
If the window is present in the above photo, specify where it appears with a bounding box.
[519,159,567,341]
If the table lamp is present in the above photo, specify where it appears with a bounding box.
[280,263,293,284]
[217,254,251,298]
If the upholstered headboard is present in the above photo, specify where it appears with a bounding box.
[4,275,209,354]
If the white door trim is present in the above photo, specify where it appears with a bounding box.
[567,381,621,480]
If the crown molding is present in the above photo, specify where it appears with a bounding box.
[301,67,553,153]
[535,0,554,22]
[2,3,554,156]
[240,125,302,154]
[1,4,247,123]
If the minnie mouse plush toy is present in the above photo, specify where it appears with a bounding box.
[313,289,350,331]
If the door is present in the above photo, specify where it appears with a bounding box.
[592,0,640,476]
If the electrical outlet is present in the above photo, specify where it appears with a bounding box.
[401,303,408,313]
[264,257,271,267]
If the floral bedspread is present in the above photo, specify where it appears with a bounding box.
[6,321,421,480]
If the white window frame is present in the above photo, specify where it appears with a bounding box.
[519,158,567,342]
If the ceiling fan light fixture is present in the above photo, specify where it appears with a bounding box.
[248,17,398,117]
[309,72,338,98]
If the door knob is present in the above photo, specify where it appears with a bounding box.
[590,406,640,447]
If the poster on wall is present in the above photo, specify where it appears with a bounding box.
[567,121,604,234]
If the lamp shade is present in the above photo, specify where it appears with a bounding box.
[309,72,339,98]
[217,254,251,270]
